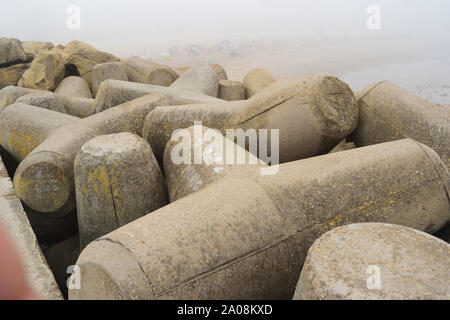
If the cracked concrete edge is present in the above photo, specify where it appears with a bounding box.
[0,155,63,300]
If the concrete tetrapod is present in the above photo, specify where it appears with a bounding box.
[163,125,266,201]
[178,64,227,81]
[210,64,228,82]
[0,104,80,242]
[243,68,276,98]
[13,93,172,215]
[91,62,128,97]
[55,76,92,99]
[93,79,222,113]
[293,223,450,300]
[123,56,179,86]
[0,85,44,110]
[75,132,167,249]
[169,64,220,97]
[69,139,450,299]
[0,103,78,161]
[17,92,95,118]
[0,103,81,241]
[218,79,245,101]
[352,81,450,168]
[143,73,359,163]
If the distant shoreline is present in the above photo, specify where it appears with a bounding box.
[158,36,450,105]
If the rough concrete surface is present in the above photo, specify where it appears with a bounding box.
[170,64,220,97]
[293,223,450,300]
[17,92,95,118]
[0,85,44,110]
[0,103,78,161]
[75,132,167,248]
[243,68,276,98]
[0,156,62,300]
[353,81,450,169]
[93,79,222,113]
[143,73,359,163]
[13,93,171,215]
[91,62,128,97]
[69,139,449,299]
[55,76,92,99]
[218,79,245,101]
[123,56,179,87]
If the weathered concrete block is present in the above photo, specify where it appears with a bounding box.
[164,125,265,201]
[91,62,128,97]
[69,139,449,299]
[14,93,171,215]
[210,64,228,81]
[178,64,227,81]
[0,85,44,110]
[17,92,95,118]
[144,73,359,163]
[0,103,78,161]
[75,132,167,249]
[62,40,118,89]
[0,38,27,67]
[0,156,62,300]
[93,79,222,113]
[170,64,220,97]
[18,50,66,91]
[44,235,80,298]
[218,79,245,101]
[21,41,54,59]
[123,56,179,87]
[55,76,92,99]
[243,68,276,98]
[293,223,450,300]
[0,63,30,89]
[352,81,450,168]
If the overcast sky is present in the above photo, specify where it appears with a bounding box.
[1,0,450,55]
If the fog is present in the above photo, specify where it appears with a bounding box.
[2,1,450,103]
[2,0,450,54]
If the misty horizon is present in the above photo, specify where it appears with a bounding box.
[2,0,450,56]
[2,1,450,104]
